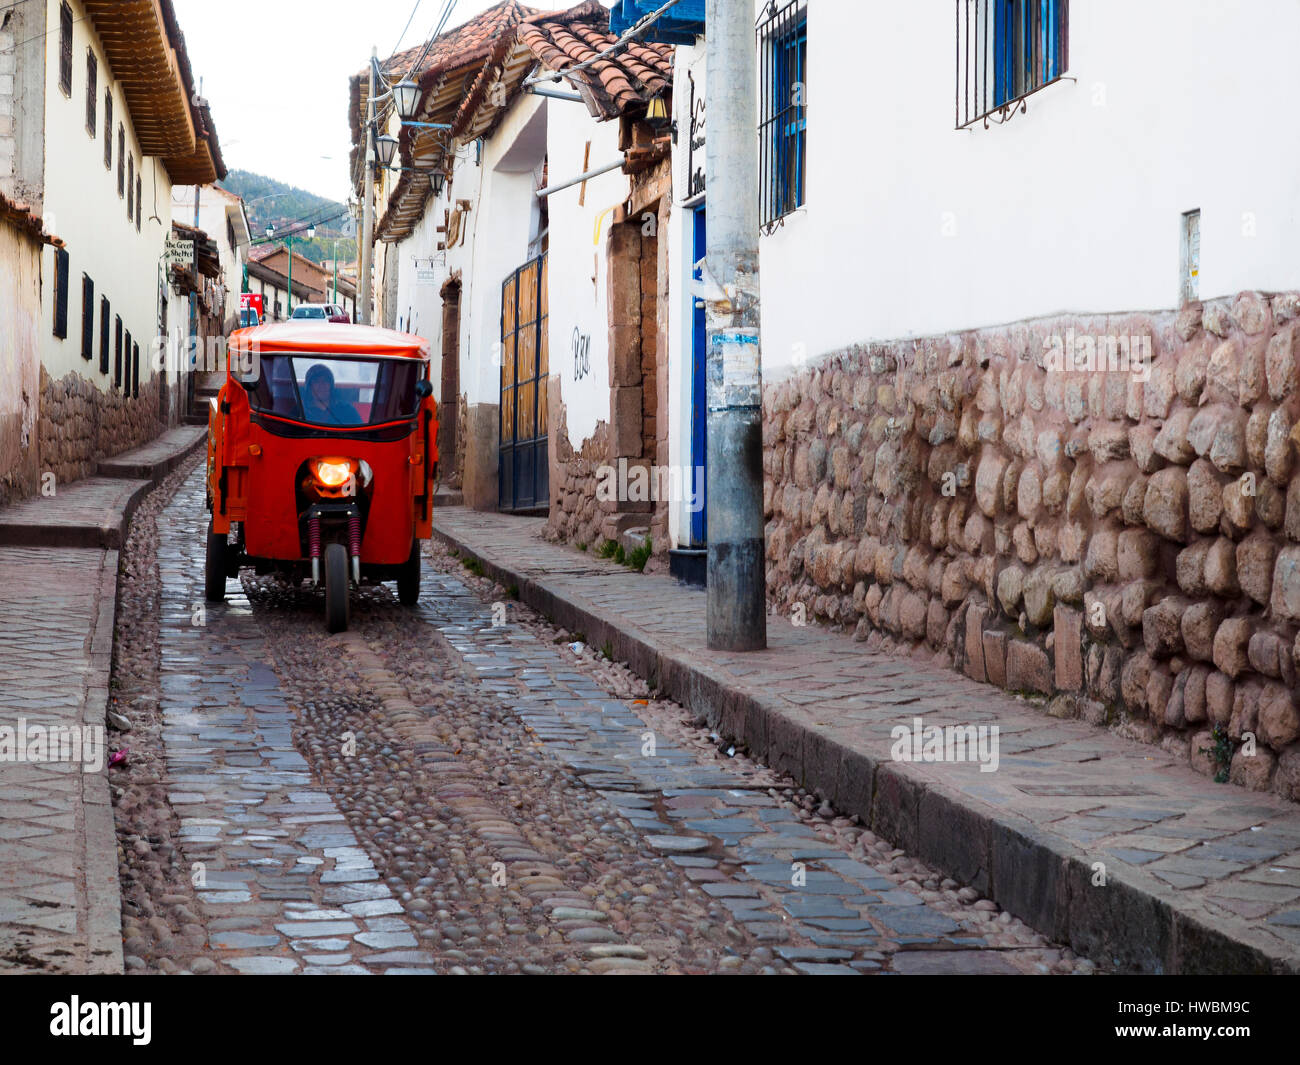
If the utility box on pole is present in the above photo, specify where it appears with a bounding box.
[703,0,767,650]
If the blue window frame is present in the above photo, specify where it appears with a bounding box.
[759,3,807,229]
[993,0,1065,108]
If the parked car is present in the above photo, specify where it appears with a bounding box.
[291,303,350,323]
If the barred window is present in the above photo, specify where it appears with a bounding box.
[58,3,73,97]
[117,125,125,197]
[127,155,134,219]
[104,92,113,168]
[758,1,807,231]
[136,175,142,231]
[124,329,131,390]
[956,0,1068,129]
[85,52,97,135]
[114,316,123,388]
[52,247,70,339]
[132,342,140,399]
[81,275,94,359]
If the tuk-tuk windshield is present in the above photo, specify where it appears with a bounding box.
[246,353,422,428]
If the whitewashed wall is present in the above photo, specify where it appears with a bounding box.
[759,0,1300,376]
[40,0,172,383]
[545,103,628,447]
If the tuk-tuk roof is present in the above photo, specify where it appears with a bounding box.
[229,321,430,360]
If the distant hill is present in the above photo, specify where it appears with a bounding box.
[220,170,356,266]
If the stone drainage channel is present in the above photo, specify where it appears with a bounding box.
[118,465,1088,975]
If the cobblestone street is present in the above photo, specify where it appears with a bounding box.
[105,463,1090,975]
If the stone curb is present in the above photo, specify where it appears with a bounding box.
[432,521,1300,975]
[0,428,206,550]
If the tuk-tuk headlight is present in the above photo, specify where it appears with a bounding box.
[310,458,357,488]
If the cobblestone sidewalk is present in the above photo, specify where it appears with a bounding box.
[433,507,1300,974]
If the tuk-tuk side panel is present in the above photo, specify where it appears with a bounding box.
[216,380,251,525]
[412,396,438,540]
[207,392,228,533]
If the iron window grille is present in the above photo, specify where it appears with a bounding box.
[81,275,94,359]
[127,156,134,219]
[52,247,70,338]
[117,126,125,196]
[136,175,142,231]
[132,342,140,399]
[758,0,807,232]
[104,92,112,168]
[58,3,73,97]
[85,52,97,135]
[956,0,1068,129]
[124,330,132,391]
[114,316,123,388]
[99,296,110,373]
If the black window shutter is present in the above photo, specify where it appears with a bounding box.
[85,52,97,135]
[114,316,123,387]
[58,3,72,96]
[81,275,94,359]
[136,176,142,230]
[127,156,134,218]
[132,343,140,399]
[99,297,110,373]
[104,93,112,168]
[53,247,70,339]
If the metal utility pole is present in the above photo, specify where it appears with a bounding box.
[703,0,766,651]
[359,46,376,325]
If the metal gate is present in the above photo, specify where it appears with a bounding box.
[499,253,549,512]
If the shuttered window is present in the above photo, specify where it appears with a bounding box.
[85,52,97,135]
[132,342,140,399]
[114,316,123,388]
[53,247,70,339]
[127,156,134,219]
[58,3,73,97]
[117,125,125,197]
[104,93,112,168]
[136,175,142,231]
[81,275,94,359]
[99,297,110,373]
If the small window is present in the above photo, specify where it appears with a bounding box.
[136,175,142,231]
[85,52,97,135]
[114,316,123,388]
[132,342,140,399]
[58,3,73,97]
[99,296,110,373]
[81,275,94,359]
[53,247,70,339]
[127,156,134,219]
[758,2,807,231]
[117,125,125,197]
[104,92,113,168]
[956,0,1069,128]
[1181,209,1201,305]
[124,329,131,390]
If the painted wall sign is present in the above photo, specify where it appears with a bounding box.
[572,327,591,380]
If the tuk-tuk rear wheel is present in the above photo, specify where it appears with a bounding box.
[397,541,421,606]
[324,542,350,633]
[205,521,227,603]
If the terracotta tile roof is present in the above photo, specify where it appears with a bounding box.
[0,190,60,246]
[518,5,673,120]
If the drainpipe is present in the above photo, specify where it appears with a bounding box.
[703,0,766,651]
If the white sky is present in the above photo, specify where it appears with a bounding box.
[170,0,514,203]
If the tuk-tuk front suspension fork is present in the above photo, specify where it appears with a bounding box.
[309,515,321,585]
[348,514,361,584]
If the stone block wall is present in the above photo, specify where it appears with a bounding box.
[38,367,162,490]
[545,379,612,549]
[763,291,1300,803]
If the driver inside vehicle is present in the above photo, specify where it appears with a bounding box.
[301,364,361,426]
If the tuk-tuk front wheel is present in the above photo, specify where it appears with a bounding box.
[205,521,228,602]
[397,541,421,606]
[324,542,351,633]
